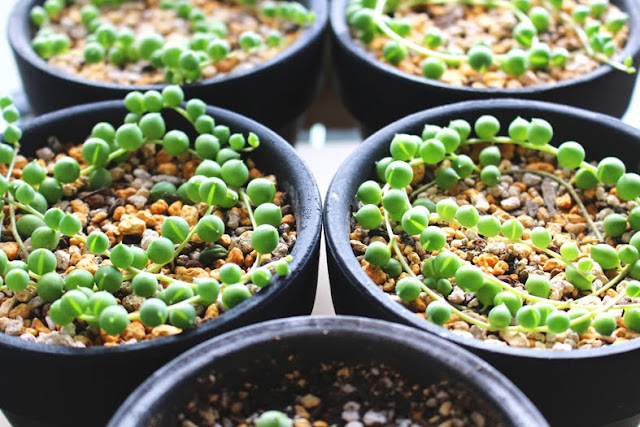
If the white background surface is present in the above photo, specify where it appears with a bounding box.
[0,0,638,424]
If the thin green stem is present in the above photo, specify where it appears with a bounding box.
[147,205,216,273]
[383,210,494,329]
[409,181,437,199]
[5,143,20,179]
[373,0,468,62]
[125,266,177,284]
[502,168,603,242]
[239,189,257,229]
[8,200,27,257]
[553,6,635,73]
[588,263,632,298]
[80,148,127,176]
[173,107,193,124]
[240,255,292,283]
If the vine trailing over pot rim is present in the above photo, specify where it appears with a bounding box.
[0,85,292,337]
[355,114,640,337]
[346,0,635,81]
[29,0,316,84]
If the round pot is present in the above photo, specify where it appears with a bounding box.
[109,316,547,426]
[324,99,640,426]
[8,0,329,142]
[330,0,640,136]
[0,100,323,426]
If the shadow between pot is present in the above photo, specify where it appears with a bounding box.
[324,98,640,426]
[0,100,323,426]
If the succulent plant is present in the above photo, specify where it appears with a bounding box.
[30,0,315,84]
[346,0,635,81]
[0,86,293,336]
[356,115,640,336]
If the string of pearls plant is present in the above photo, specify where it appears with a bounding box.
[29,0,315,84]
[355,115,640,336]
[346,0,635,80]
[0,85,292,337]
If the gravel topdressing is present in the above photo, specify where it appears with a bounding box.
[0,136,296,347]
[178,359,501,426]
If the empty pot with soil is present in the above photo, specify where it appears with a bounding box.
[0,87,322,426]
[109,316,548,426]
[331,0,640,135]
[324,98,640,425]
[10,0,328,141]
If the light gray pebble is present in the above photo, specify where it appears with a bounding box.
[36,331,76,346]
[501,196,521,211]
[470,194,489,212]
[272,242,289,259]
[448,288,465,304]
[464,229,479,240]
[0,297,16,317]
[55,250,71,271]
[552,342,573,351]
[0,317,22,335]
[500,175,514,184]
[132,178,153,190]
[133,169,151,179]
[28,296,44,308]
[122,294,145,312]
[226,209,241,229]
[507,185,521,197]
[341,383,358,393]
[350,240,367,254]
[231,231,253,254]
[36,147,55,161]
[522,172,542,187]
[141,229,159,249]
[151,175,183,185]
[606,195,620,207]
[363,410,387,426]
[60,324,76,336]
[128,194,148,209]
[20,333,37,343]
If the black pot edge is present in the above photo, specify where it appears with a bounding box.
[8,0,329,93]
[0,99,323,358]
[329,0,640,97]
[323,97,640,363]
[108,315,549,427]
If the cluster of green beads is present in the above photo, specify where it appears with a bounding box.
[355,114,640,336]
[346,0,635,81]
[0,85,293,337]
[30,0,315,84]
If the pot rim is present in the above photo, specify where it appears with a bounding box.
[330,0,640,95]
[0,99,323,357]
[324,97,640,361]
[9,0,328,91]
[109,315,548,426]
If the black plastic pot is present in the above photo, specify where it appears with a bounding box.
[330,0,640,136]
[324,99,640,426]
[9,0,328,142]
[0,101,322,426]
[109,316,547,426]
